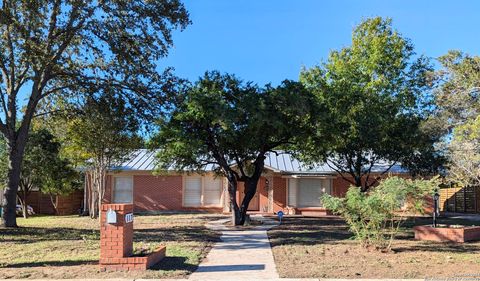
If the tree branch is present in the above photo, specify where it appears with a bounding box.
[326,159,356,186]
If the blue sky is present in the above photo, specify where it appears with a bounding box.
[159,0,480,86]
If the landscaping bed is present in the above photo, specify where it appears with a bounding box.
[0,213,224,279]
[268,216,480,279]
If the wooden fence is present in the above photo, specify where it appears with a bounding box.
[439,186,480,213]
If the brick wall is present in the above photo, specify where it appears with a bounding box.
[133,175,183,211]
[272,176,287,213]
[102,173,223,212]
[100,203,166,271]
[332,177,350,197]
[100,204,134,259]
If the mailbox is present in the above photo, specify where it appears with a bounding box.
[106,208,117,224]
[277,210,284,224]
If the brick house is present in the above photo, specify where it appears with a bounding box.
[91,149,408,216]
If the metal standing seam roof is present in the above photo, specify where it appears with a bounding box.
[111,149,407,175]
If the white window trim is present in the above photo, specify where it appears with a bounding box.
[183,175,223,208]
[112,175,134,204]
[287,178,333,208]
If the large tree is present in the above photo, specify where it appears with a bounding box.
[433,51,480,186]
[65,94,144,218]
[0,0,190,227]
[298,17,438,191]
[152,71,318,225]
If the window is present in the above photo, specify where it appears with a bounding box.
[184,177,202,207]
[204,176,222,206]
[113,176,133,203]
[288,178,331,208]
[184,175,222,207]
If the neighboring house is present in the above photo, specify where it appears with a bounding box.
[90,149,408,216]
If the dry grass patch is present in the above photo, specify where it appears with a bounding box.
[268,216,480,279]
[0,213,224,279]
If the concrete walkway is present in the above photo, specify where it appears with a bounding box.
[188,215,280,280]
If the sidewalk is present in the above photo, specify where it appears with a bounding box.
[188,215,280,280]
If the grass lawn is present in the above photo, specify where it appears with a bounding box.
[0,213,224,279]
[268,216,480,279]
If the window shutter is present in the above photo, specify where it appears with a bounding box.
[113,177,133,203]
[184,177,202,207]
[203,176,222,206]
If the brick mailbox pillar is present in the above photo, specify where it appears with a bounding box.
[99,204,166,271]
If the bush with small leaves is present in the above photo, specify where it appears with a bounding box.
[322,176,438,251]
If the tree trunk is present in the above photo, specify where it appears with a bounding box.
[22,188,28,219]
[226,174,241,225]
[1,145,25,227]
[227,176,261,226]
[89,163,107,219]
[81,173,89,216]
[237,178,260,225]
[49,194,58,215]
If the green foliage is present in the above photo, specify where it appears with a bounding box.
[432,51,480,187]
[66,94,144,166]
[26,130,79,194]
[322,176,438,250]
[0,0,190,226]
[448,116,480,187]
[0,129,79,196]
[434,51,480,128]
[152,71,318,224]
[152,71,317,174]
[299,17,439,189]
[64,93,144,218]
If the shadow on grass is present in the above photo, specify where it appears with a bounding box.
[149,256,198,273]
[0,227,99,243]
[0,259,98,268]
[268,216,480,254]
[135,226,221,244]
[393,242,480,253]
[268,217,353,247]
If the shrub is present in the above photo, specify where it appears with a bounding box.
[322,176,438,251]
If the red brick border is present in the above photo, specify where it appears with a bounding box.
[99,204,166,271]
[100,246,166,271]
[413,225,480,243]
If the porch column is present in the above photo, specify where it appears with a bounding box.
[267,176,274,213]
[222,177,230,213]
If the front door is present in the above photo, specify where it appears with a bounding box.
[238,184,260,211]
[247,191,259,211]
